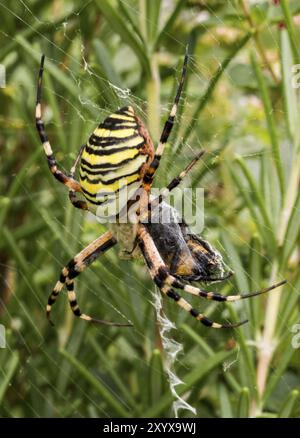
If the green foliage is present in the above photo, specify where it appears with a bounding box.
[0,0,300,418]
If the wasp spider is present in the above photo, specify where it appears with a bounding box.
[35,50,286,329]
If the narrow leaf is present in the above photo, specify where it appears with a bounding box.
[95,0,151,76]
[181,31,253,149]
[278,389,299,418]
[237,387,250,418]
[0,353,19,403]
[144,349,235,417]
[60,349,130,417]
[280,29,299,141]
[251,53,285,201]
[280,0,300,64]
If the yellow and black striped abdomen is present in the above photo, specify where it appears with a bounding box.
[80,106,154,217]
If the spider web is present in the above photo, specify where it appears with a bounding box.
[0,0,298,419]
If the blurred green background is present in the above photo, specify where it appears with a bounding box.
[1,0,300,418]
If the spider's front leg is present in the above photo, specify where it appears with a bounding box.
[35,55,82,194]
[137,224,246,329]
[142,45,189,193]
[47,230,131,327]
[68,144,89,210]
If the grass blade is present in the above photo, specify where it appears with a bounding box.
[235,155,276,252]
[95,0,151,76]
[281,188,300,266]
[278,389,299,418]
[180,324,213,356]
[93,40,122,89]
[237,387,250,418]
[280,0,300,64]
[155,0,185,49]
[251,53,285,201]
[280,29,299,141]
[87,334,137,412]
[262,340,296,405]
[0,352,19,404]
[146,0,161,46]
[144,349,235,417]
[219,384,233,418]
[227,157,276,254]
[181,31,253,149]
[148,349,166,406]
[60,348,130,417]
[249,234,262,330]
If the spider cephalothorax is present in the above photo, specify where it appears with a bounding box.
[35,50,286,330]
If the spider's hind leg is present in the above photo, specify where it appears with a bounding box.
[172,277,287,303]
[46,231,131,327]
[46,267,68,325]
[137,224,247,329]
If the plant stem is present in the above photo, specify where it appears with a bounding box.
[254,261,280,414]
[240,0,280,84]
[146,53,161,142]
[139,0,147,40]
[254,148,300,412]
[251,53,285,203]
[280,0,300,64]
[277,154,300,246]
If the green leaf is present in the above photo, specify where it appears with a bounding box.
[260,151,280,225]
[251,53,285,202]
[144,349,235,417]
[277,270,300,335]
[237,387,250,418]
[219,384,233,418]
[180,31,253,152]
[249,234,262,329]
[0,353,19,404]
[155,0,185,49]
[118,1,145,45]
[221,231,249,292]
[95,0,151,76]
[234,155,277,253]
[0,6,79,62]
[2,227,29,273]
[93,39,122,89]
[228,63,257,89]
[43,72,67,152]
[280,29,299,142]
[282,187,300,265]
[280,0,300,64]
[15,37,78,99]
[180,324,213,356]
[0,147,42,231]
[60,348,130,417]
[263,341,296,405]
[278,389,299,418]
[148,349,166,406]
[88,335,137,412]
[146,0,161,46]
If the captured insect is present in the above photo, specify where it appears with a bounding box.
[35,48,286,329]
